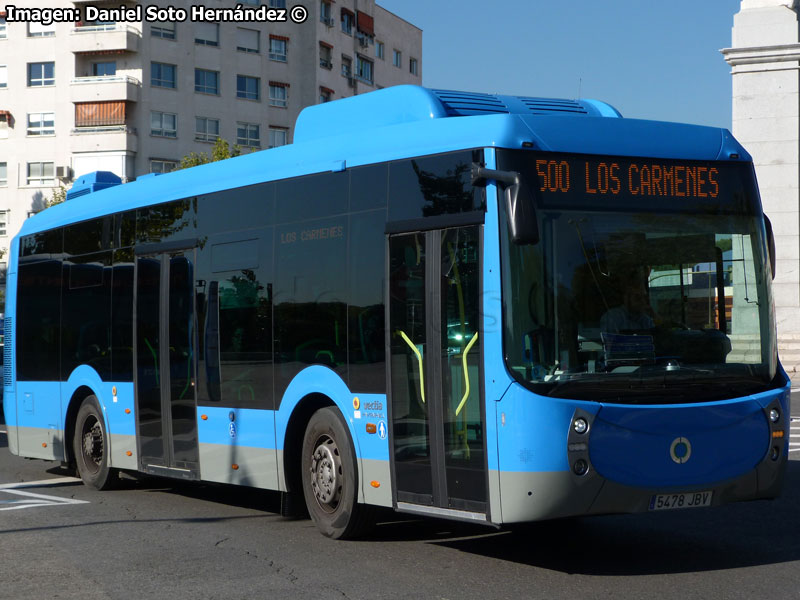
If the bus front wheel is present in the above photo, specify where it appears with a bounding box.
[73,396,118,490]
[301,407,374,539]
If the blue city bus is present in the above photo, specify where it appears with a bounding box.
[2,86,789,538]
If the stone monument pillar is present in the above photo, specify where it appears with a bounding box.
[722,0,800,374]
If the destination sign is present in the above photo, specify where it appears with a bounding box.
[534,157,720,200]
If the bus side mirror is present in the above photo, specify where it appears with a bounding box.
[764,214,776,280]
[472,164,539,245]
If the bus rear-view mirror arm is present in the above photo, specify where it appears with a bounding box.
[472,164,539,245]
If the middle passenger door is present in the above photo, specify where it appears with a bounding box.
[388,224,487,519]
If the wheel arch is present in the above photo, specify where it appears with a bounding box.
[282,392,336,496]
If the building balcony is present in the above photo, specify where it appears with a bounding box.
[70,125,138,153]
[69,23,141,54]
[70,75,141,103]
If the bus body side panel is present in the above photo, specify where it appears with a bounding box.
[196,405,278,489]
[13,381,64,461]
[274,365,391,507]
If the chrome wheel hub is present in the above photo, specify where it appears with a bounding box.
[310,436,342,511]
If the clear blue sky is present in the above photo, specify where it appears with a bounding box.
[377,0,742,129]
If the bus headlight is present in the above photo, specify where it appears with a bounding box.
[573,418,589,435]
[769,408,780,423]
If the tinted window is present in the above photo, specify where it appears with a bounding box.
[274,216,347,398]
[115,211,136,248]
[276,171,348,224]
[61,252,112,380]
[197,183,274,237]
[350,163,388,212]
[137,198,197,244]
[16,259,62,380]
[21,229,63,257]
[348,210,386,392]
[64,216,114,256]
[388,150,485,222]
[196,231,274,409]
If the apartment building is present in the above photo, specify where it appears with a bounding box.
[0,0,422,269]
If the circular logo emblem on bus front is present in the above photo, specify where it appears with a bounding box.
[670,437,692,464]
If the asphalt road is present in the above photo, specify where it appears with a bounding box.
[2,401,800,599]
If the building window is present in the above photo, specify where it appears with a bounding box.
[269,83,288,108]
[341,56,352,78]
[0,210,7,236]
[356,56,373,84]
[0,163,7,187]
[241,0,259,5]
[151,62,177,88]
[341,10,353,35]
[375,41,384,60]
[269,127,287,148]
[150,160,178,174]
[237,75,260,100]
[195,22,219,47]
[195,68,220,95]
[28,62,55,87]
[410,58,418,76]
[320,1,332,25]
[319,44,332,69]
[269,0,286,7]
[319,87,332,103]
[195,117,220,142]
[0,65,7,88]
[92,61,117,77]
[237,27,259,53]
[27,162,55,187]
[151,21,176,39]
[269,37,287,62]
[393,50,402,68]
[0,18,6,39]
[151,111,177,138]
[28,22,56,37]
[27,112,55,136]
[237,122,260,148]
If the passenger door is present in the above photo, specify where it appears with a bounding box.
[134,245,199,478]
[388,225,487,518]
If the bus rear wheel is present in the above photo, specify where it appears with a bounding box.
[73,396,118,490]
[301,407,374,539]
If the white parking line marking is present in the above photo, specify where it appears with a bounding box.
[0,478,88,511]
[0,488,89,511]
[0,477,83,490]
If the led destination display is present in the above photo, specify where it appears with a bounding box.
[528,154,751,213]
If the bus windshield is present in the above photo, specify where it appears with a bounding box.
[497,150,777,403]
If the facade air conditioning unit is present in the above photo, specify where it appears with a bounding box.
[358,35,369,47]
[324,17,334,27]
[56,166,72,179]
[347,77,356,88]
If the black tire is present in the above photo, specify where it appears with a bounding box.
[301,407,375,539]
[73,395,118,490]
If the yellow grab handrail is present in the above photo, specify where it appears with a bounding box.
[397,330,425,403]
[455,332,479,416]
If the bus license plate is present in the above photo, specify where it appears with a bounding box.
[649,491,712,511]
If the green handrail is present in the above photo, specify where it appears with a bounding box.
[397,330,425,403]
[455,333,478,416]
